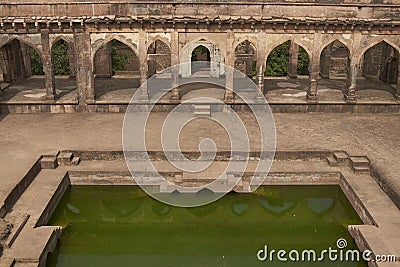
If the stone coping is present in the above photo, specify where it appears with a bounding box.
[0,1,399,7]
[2,102,400,114]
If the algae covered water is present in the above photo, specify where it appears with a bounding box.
[47,186,367,267]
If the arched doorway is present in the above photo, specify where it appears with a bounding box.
[191,45,211,77]
[0,39,50,102]
[320,40,350,80]
[318,40,350,101]
[51,39,77,100]
[0,39,41,84]
[264,41,310,101]
[266,41,309,77]
[180,40,224,78]
[147,40,171,78]
[93,39,140,101]
[362,41,398,85]
[359,41,399,100]
[234,40,256,78]
[52,39,70,76]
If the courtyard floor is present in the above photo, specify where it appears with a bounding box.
[0,112,399,209]
[0,76,398,104]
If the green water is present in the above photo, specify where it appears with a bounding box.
[47,186,366,267]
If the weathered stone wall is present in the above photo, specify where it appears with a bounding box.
[0,1,400,19]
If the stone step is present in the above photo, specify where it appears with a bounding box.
[71,156,80,166]
[40,156,58,169]
[333,151,349,165]
[326,156,338,167]
[5,214,29,249]
[58,152,80,166]
[350,225,400,265]
[353,166,370,174]
[194,105,211,117]
[350,156,370,168]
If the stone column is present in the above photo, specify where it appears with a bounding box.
[344,63,357,103]
[20,43,32,78]
[67,42,76,78]
[9,40,23,82]
[138,29,149,100]
[74,31,94,104]
[94,42,112,78]
[170,30,180,102]
[344,33,360,103]
[288,41,299,79]
[256,32,267,95]
[320,44,332,79]
[1,46,13,83]
[41,29,56,101]
[245,57,253,77]
[395,74,400,101]
[307,33,321,102]
[224,31,235,103]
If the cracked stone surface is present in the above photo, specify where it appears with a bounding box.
[0,112,399,209]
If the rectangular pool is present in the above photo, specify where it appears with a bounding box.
[47,185,366,267]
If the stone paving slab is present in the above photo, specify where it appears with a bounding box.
[0,112,399,208]
[265,77,398,103]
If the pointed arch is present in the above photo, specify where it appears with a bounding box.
[319,40,350,80]
[147,39,171,76]
[235,40,257,77]
[181,37,226,59]
[361,40,399,86]
[146,36,171,50]
[359,38,400,62]
[50,35,74,50]
[265,40,310,77]
[319,39,352,58]
[91,34,139,63]
[0,36,42,60]
[0,37,43,82]
[180,37,225,78]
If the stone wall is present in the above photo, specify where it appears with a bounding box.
[1,1,400,19]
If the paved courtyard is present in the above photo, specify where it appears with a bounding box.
[0,111,399,209]
[0,76,398,104]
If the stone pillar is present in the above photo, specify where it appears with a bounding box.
[395,74,400,101]
[67,42,76,78]
[20,43,32,78]
[210,45,221,79]
[288,41,299,79]
[4,40,24,83]
[94,42,112,78]
[244,58,251,77]
[344,33,361,103]
[224,31,235,103]
[256,32,267,95]
[74,31,94,104]
[344,63,357,103]
[170,30,180,102]
[1,46,13,83]
[320,43,332,79]
[307,34,321,102]
[138,29,149,100]
[41,30,56,101]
